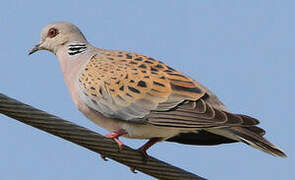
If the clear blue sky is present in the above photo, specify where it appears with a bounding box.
[0,1,294,179]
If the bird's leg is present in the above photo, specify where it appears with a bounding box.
[130,138,162,173]
[138,137,161,158]
[104,129,128,150]
[100,129,128,161]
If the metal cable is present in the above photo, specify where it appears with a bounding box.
[0,93,206,180]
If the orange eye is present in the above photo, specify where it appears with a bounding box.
[47,28,58,38]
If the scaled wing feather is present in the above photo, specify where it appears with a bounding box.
[78,50,259,129]
[78,50,205,121]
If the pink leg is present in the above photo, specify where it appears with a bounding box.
[100,129,128,161]
[138,137,161,158]
[104,129,128,150]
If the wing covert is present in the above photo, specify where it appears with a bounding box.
[78,50,206,120]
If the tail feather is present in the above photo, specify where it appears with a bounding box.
[245,126,266,136]
[207,127,286,157]
[228,127,286,157]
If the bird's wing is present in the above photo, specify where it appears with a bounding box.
[78,50,259,128]
[147,97,259,129]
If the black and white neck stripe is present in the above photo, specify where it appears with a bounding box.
[68,42,88,56]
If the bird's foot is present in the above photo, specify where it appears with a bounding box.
[137,146,149,161]
[127,138,161,173]
[137,137,161,161]
[104,129,128,150]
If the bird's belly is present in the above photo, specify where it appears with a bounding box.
[120,123,181,139]
[82,105,180,139]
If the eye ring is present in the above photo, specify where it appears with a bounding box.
[47,28,59,38]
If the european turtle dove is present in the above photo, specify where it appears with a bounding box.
[29,22,286,159]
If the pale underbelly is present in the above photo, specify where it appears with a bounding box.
[81,105,181,139]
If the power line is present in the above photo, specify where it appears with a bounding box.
[0,93,206,180]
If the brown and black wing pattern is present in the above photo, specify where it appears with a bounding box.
[79,49,205,120]
[147,97,259,129]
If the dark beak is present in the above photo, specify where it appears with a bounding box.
[28,43,42,55]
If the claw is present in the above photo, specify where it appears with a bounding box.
[100,154,108,161]
[130,167,137,173]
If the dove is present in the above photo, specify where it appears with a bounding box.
[29,21,286,159]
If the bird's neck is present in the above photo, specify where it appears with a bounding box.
[56,42,95,73]
[55,44,95,103]
[67,41,89,56]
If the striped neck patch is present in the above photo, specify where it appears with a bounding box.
[68,42,88,56]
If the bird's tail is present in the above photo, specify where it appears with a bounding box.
[208,127,287,157]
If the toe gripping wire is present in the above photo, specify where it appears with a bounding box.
[0,93,205,180]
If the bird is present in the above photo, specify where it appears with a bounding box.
[29,21,286,160]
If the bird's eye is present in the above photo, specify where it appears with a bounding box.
[47,28,59,38]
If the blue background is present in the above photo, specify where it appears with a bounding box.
[0,1,294,179]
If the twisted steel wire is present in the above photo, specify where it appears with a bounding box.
[0,93,206,180]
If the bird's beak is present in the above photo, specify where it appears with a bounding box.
[28,42,43,55]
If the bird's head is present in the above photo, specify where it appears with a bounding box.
[28,21,87,55]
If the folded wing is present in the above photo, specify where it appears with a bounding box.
[78,50,205,121]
